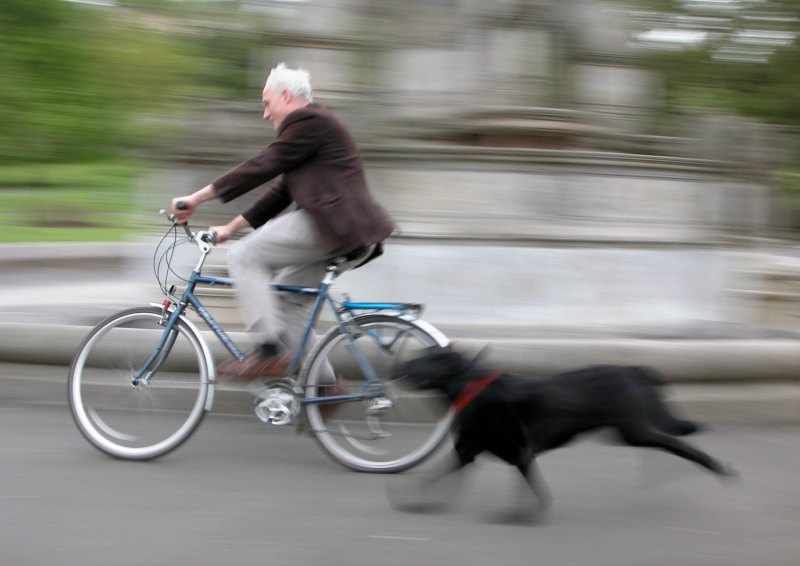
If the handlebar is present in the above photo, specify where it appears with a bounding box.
[158,208,217,247]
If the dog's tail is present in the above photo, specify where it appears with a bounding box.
[631,367,703,436]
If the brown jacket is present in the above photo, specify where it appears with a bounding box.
[212,104,394,249]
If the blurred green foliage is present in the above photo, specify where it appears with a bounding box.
[0,0,265,165]
[643,45,800,127]
[0,160,137,242]
[633,0,800,214]
[779,169,800,196]
[191,29,265,99]
[632,0,800,126]
[0,0,266,240]
[115,0,266,99]
[0,161,139,189]
[0,0,191,164]
[118,0,244,17]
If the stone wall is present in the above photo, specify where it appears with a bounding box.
[136,0,791,336]
[141,130,776,336]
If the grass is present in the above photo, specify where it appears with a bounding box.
[0,161,140,243]
[0,225,132,243]
[0,161,138,189]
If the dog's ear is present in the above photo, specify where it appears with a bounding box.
[469,344,491,369]
[430,344,451,353]
[454,343,491,376]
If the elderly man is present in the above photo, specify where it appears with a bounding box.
[171,63,394,379]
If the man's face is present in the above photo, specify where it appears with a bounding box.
[261,87,290,129]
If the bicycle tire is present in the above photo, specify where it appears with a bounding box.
[301,314,453,473]
[68,306,214,460]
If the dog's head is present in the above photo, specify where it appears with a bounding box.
[395,347,472,392]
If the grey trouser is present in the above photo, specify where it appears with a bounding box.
[228,210,340,382]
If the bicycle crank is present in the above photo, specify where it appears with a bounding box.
[254,382,300,426]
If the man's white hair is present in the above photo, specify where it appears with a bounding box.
[265,63,313,102]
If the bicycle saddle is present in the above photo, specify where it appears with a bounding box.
[328,242,384,271]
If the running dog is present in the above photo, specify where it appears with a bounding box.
[391,347,736,521]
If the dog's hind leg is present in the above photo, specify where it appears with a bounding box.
[632,368,701,436]
[487,453,551,525]
[617,424,736,478]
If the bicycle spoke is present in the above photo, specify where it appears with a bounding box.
[303,315,452,472]
[69,307,210,460]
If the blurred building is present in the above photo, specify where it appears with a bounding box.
[144,0,800,335]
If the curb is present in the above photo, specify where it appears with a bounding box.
[3,363,799,426]
[3,322,799,382]
[2,323,800,424]
[0,243,149,268]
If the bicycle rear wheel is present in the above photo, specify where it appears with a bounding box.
[68,306,212,460]
[302,314,453,473]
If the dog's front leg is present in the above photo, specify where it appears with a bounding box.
[514,456,552,522]
[521,458,552,512]
[386,450,469,513]
[487,455,551,525]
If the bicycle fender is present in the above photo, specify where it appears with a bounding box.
[387,314,450,348]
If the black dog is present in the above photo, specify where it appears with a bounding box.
[392,348,736,520]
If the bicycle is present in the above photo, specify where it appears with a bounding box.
[68,213,453,472]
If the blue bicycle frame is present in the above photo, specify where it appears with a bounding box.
[134,266,423,407]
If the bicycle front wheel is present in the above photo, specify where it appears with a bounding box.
[302,314,453,473]
[68,306,212,460]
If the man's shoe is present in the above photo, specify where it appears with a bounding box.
[218,352,291,381]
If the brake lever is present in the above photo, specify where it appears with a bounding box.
[158,210,193,242]
[199,231,217,245]
[158,208,181,225]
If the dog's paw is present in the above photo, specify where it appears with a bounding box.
[389,499,451,514]
[385,479,455,514]
[483,506,548,526]
[716,463,740,482]
[482,485,550,525]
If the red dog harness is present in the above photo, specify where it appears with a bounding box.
[452,370,502,414]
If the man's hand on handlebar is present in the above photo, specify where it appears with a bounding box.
[171,185,218,224]
[210,215,250,244]
[170,195,197,224]
[209,223,235,244]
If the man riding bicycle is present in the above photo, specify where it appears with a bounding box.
[170,63,394,380]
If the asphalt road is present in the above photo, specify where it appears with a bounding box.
[1,364,800,566]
